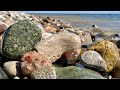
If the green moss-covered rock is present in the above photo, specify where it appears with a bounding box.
[54,66,105,79]
[1,20,42,59]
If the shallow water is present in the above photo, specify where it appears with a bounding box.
[34,14,120,32]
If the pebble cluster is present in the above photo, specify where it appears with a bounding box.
[0,11,120,79]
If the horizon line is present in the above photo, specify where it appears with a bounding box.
[18,11,120,14]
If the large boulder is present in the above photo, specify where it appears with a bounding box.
[35,32,81,63]
[54,66,105,79]
[1,20,42,59]
[87,39,119,72]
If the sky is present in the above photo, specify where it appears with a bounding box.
[18,11,120,14]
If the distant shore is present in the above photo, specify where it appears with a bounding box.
[29,13,120,33]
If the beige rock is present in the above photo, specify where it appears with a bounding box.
[4,17,15,26]
[80,31,93,45]
[3,61,21,78]
[35,32,81,63]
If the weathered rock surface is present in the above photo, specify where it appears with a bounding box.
[21,51,52,76]
[3,61,21,78]
[54,66,105,79]
[80,50,106,71]
[35,32,81,63]
[79,31,93,45]
[31,66,56,79]
[1,20,42,59]
[87,39,119,72]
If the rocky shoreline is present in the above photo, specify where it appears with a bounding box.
[0,11,120,79]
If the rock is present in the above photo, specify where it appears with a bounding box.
[65,28,76,34]
[54,66,105,79]
[4,17,15,26]
[55,49,80,66]
[91,25,99,28]
[1,20,42,59]
[74,63,85,68]
[116,40,120,48]
[91,25,103,33]
[43,17,54,23]
[14,76,20,79]
[35,32,81,63]
[21,51,52,76]
[44,23,59,33]
[31,66,56,79]
[79,31,92,45]
[0,35,2,52]
[3,61,22,78]
[0,24,8,35]
[80,50,106,71]
[87,39,119,72]
[0,67,9,79]
[111,57,120,78]
[42,32,53,40]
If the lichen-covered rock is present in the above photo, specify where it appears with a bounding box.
[35,32,81,63]
[80,50,106,71]
[31,66,56,79]
[54,66,105,79]
[3,61,22,78]
[87,39,119,72]
[1,20,42,59]
[21,51,52,76]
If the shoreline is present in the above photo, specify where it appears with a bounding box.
[31,14,120,32]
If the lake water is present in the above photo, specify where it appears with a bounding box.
[34,14,120,31]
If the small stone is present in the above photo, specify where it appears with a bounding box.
[58,49,79,66]
[79,31,92,45]
[14,76,20,79]
[3,61,21,78]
